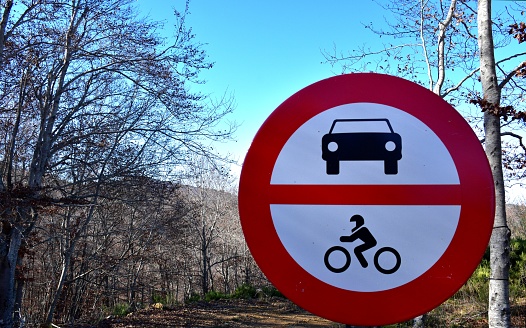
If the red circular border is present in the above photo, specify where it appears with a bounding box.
[238,73,494,326]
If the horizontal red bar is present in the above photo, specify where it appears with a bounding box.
[268,184,462,205]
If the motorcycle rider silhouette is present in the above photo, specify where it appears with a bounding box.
[340,214,377,268]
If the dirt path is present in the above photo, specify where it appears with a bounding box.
[91,296,526,328]
[97,298,343,328]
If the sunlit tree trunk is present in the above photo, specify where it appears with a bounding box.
[478,0,511,327]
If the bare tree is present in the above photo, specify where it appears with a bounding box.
[0,0,235,326]
[182,156,240,296]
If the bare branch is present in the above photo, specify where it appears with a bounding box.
[433,0,457,96]
[442,66,480,97]
[420,0,434,90]
[498,55,526,90]
[501,132,526,153]
[323,43,421,69]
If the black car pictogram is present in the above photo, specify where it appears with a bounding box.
[321,118,402,175]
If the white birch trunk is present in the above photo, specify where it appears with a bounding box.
[477,0,511,327]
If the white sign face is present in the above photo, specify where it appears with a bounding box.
[271,103,459,185]
[270,103,460,292]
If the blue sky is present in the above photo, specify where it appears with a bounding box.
[137,0,387,175]
[136,1,523,189]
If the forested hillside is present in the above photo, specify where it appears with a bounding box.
[19,178,264,326]
[0,0,242,327]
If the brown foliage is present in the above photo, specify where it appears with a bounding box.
[515,61,526,78]
[509,22,526,43]
[470,97,525,121]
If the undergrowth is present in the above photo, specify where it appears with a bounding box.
[109,238,526,326]
[185,284,283,304]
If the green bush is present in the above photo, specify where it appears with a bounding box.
[468,262,490,303]
[204,290,229,301]
[184,284,286,304]
[152,293,164,304]
[185,292,201,304]
[510,238,526,298]
[232,284,257,299]
[151,292,178,306]
[510,238,526,277]
[261,285,283,298]
[112,303,130,316]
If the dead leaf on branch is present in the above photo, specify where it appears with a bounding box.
[515,61,526,77]
[509,22,526,43]
[470,97,523,121]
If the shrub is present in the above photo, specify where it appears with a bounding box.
[261,285,283,298]
[185,292,201,304]
[467,262,490,304]
[185,284,285,304]
[232,284,257,299]
[152,293,164,304]
[205,290,229,301]
[510,238,526,298]
[112,303,131,316]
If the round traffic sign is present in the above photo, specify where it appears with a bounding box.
[238,73,494,326]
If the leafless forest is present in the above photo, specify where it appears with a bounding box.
[0,0,266,326]
[21,173,264,326]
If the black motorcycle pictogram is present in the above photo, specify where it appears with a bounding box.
[324,215,401,274]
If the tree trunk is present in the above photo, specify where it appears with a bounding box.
[0,227,22,328]
[433,0,457,95]
[12,280,23,328]
[477,0,511,327]
[0,0,14,67]
[13,243,26,328]
[486,108,511,328]
[201,238,209,295]
[45,249,73,326]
